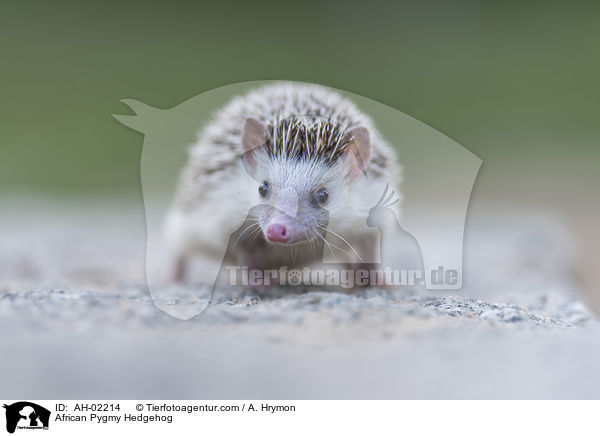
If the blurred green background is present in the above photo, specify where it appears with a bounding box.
[2,0,600,307]
[1,0,598,203]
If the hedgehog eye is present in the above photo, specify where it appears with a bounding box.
[258,181,269,197]
[315,188,329,204]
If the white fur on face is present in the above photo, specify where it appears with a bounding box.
[249,151,353,244]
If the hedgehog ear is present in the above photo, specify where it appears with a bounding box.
[241,117,269,176]
[343,127,371,179]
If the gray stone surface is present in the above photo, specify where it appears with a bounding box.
[1,197,598,398]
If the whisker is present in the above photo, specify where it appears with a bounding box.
[318,225,364,262]
[249,226,263,241]
[291,245,297,265]
[233,222,260,248]
[314,230,344,258]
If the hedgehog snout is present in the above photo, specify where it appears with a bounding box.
[266,223,289,243]
[262,209,313,245]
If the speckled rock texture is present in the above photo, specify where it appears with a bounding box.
[1,197,598,398]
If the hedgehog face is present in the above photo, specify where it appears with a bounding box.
[240,116,372,245]
[250,155,350,245]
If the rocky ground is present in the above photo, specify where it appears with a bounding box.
[1,196,599,398]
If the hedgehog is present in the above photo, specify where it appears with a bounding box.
[165,82,401,285]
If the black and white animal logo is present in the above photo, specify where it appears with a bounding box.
[3,402,50,434]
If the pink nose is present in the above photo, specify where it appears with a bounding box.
[266,223,289,243]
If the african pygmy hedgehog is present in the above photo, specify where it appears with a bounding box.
[166,82,401,283]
